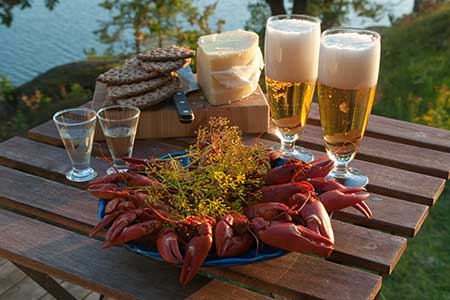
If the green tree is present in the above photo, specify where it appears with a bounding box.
[247,0,385,33]
[95,0,224,54]
[0,0,59,26]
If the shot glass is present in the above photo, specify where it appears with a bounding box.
[97,105,140,174]
[53,108,98,182]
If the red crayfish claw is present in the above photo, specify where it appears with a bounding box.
[263,157,334,186]
[318,187,372,218]
[251,217,334,258]
[289,193,334,243]
[307,177,346,193]
[300,158,335,181]
[89,198,136,237]
[87,183,127,200]
[179,218,215,286]
[244,202,293,222]
[215,213,253,258]
[102,217,162,249]
[88,171,160,188]
[261,181,315,204]
[157,228,183,264]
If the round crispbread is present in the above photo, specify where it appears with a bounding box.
[114,77,181,109]
[106,76,173,100]
[137,45,195,61]
[97,63,161,85]
[138,58,190,74]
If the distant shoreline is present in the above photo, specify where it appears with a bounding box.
[0,0,413,86]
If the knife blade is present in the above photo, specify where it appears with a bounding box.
[174,66,198,123]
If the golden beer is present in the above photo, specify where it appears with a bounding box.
[317,82,376,156]
[263,14,320,162]
[266,76,315,136]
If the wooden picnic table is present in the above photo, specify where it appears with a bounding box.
[0,102,449,300]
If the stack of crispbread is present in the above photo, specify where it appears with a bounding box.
[97,45,195,109]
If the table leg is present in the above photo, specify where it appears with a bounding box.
[13,262,78,300]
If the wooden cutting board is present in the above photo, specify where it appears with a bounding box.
[92,81,269,139]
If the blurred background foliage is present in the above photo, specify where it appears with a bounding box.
[0,1,449,297]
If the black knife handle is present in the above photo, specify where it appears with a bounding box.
[173,91,194,124]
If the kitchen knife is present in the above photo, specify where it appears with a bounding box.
[174,66,198,123]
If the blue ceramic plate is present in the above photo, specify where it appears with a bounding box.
[97,151,287,267]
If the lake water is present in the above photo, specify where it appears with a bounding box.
[0,0,413,86]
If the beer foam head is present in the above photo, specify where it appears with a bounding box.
[265,17,321,82]
[319,30,381,90]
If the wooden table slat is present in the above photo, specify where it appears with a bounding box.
[28,120,61,147]
[185,281,274,300]
[331,220,406,275]
[0,164,406,276]
[308,102,450,153]
[335,194,429,238]
[209,252,381,300]
[0,198,382,300]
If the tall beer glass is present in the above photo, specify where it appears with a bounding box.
[317,28,381,187]
[265,15,321,162]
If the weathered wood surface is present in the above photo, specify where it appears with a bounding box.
[39,280,93,300]
[92,83,269,139]
[13,263,78,300]
[0,277,48,300]
[0,260,27,295]
[185,281,274,300]
[0,165,404,277]
[0,208,211,300]
[335,194,429,237]
[308,102,450,153]
[0,207,382,300]
[210,252,381,300]
[0,136,108,188]
[0,136,431,237]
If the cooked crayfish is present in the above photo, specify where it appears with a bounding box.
[88,147,372,286]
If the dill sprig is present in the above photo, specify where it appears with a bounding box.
[142,117,270,219]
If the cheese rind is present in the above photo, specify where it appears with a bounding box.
[197,30,262,106]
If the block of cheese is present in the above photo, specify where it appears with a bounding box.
[197,30,263,106]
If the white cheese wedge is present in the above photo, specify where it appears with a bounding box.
[197,30,262,106]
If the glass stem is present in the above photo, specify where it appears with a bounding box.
[333,162,349,178]
[281,140,295,153]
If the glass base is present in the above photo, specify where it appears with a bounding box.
[326,166,368,188]
[272,145,314,163]
[106,166,128,175]
[66,167,97,182]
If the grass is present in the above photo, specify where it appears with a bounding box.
[374,4,450,129]
[380,183,450,299]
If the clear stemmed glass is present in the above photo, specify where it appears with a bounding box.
[264,14,321,162]
[317,27,381,187]
[97,105,140,174]
[53,108,97,182]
